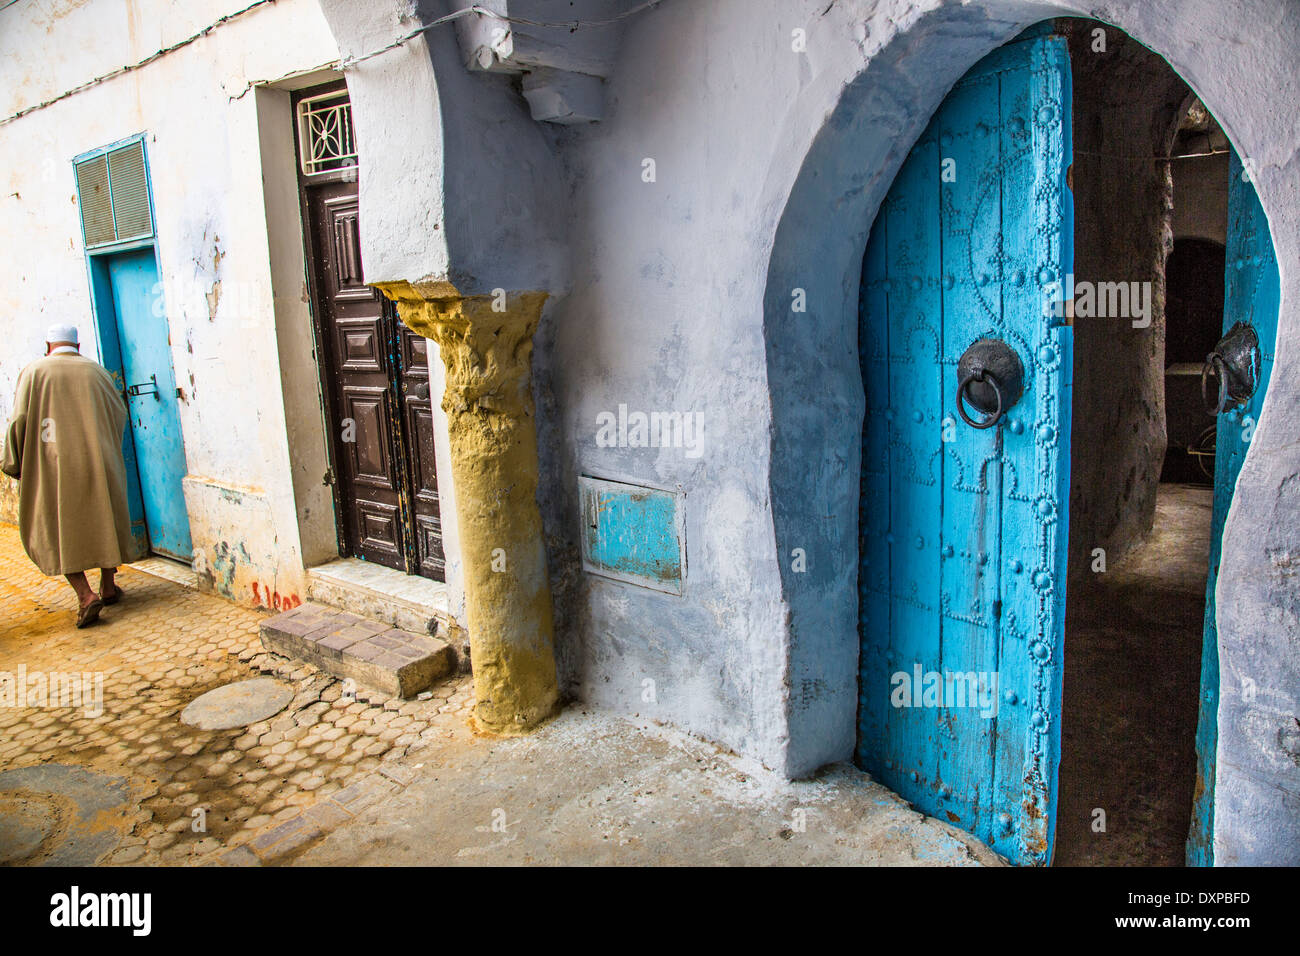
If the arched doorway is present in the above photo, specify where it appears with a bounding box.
[852,18,1280,865]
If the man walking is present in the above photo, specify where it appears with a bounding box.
[2,323,133,627]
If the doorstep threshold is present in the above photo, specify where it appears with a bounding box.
[306,558,450,636]
[130,554,199,590]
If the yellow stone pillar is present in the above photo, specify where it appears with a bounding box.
[377,280,559,734]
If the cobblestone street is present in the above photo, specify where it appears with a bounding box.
[0,523,473,865]
[0,522,1006,868]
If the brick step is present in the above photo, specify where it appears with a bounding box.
[260,603,456,699]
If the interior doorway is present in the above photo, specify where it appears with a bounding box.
[1053,30,1277,866]
[294,82,446,580]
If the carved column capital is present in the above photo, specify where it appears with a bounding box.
[377,281,548,421]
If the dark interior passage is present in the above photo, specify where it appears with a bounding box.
[1054,20,1229,866]
[1162,239,1227,484]
[1056,483,1211,866]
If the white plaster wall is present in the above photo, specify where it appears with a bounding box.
[546,0,797,774]
[317,0,453,289]
[256,81,339,572]
[0,0,342,607]
[546,0,1061,779]
[320,0,571,293]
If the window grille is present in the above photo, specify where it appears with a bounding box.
[297,90,358,176]
[73,139,154,248]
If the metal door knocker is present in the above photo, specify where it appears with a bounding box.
[1201,321,1260,416]
[956,338,1024,429]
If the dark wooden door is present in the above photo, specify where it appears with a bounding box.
[304,179,444,578]
[396,326,447,578]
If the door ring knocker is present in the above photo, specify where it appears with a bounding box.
[1201,352,1229,417]
[955,338,1024,430]
[1201,322,1260,416]
[956,369,1004,430]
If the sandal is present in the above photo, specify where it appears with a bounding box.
[101,586,123,606]
[76,599,104,629]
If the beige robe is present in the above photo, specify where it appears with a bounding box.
[2,353,133,575]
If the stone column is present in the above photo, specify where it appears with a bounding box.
[377,280,559,735]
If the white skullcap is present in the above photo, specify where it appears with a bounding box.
[45,322,79,345]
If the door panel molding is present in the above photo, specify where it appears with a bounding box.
[356,500,403,558]
[335,316,386,373]
[341,386,397,490]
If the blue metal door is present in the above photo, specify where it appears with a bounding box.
[107,249,192,561]
[856,32,1073,865]
[1186,153,1280,865]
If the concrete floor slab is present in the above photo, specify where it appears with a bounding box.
[0,764,131,865]
[1056,483,1213,865]
[306,558,449,636]
[129,555,200,590]
[294,709,1005,867]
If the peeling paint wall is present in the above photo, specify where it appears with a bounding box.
[0,0,342,606]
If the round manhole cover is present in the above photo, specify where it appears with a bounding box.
[181,677,295,730]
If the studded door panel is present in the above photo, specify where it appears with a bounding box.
[856,32,1073,866]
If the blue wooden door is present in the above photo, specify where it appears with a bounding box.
[1186,153,1280,865]
[857,32,1073,865]
[107,249,193,561]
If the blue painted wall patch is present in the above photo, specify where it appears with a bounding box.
[579,476,685,594]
